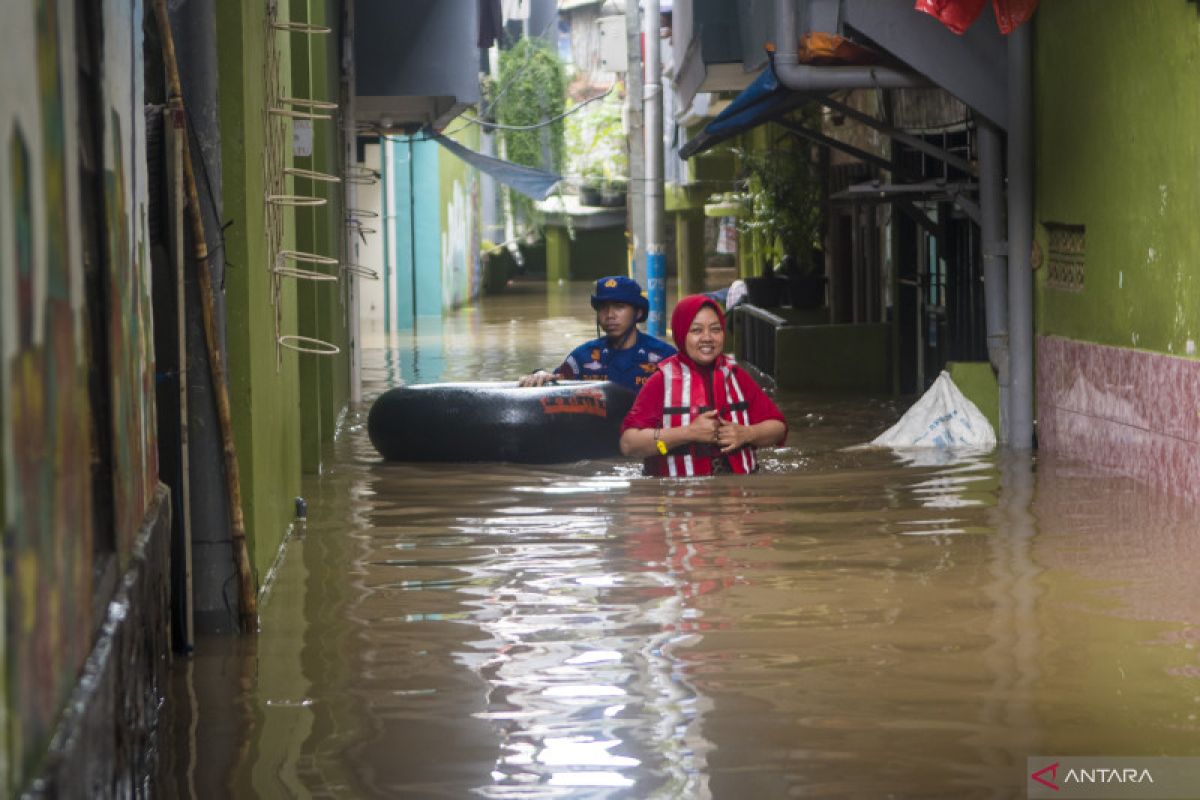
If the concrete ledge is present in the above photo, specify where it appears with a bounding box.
[26,484,173,797]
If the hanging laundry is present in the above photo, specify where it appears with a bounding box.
[915,0,1039,35]
[993,0,1040,34]
[914,0,986,35]
[716,216,738,255]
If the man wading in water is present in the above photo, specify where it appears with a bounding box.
[519,276,676,393]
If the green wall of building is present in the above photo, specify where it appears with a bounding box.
[218,0,350,582]
[1034,1,1200,356]
[291,0,351,470]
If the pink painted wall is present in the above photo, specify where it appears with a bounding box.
[1037,336,1200,504]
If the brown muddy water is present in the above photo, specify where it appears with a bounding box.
[167,282,1200,798]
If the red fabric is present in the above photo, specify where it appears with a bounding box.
[915,0,1038,35]
[993,0,1039,34]
[658,357,758,475]
[669,294,724,356]
[621,361,786,435]
[622,354,787,477]
[630,294,784,440]
[914,0,985,35]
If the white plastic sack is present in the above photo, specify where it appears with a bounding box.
[725,279,748,309]
[870,371,996,449]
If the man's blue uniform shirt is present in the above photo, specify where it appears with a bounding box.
[558,332,676,391]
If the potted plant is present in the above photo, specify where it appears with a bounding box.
[735,113,825,308]
[580,164,606,207]
[566,83,628,208]
[599,176,627,207]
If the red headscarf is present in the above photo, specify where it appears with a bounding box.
[670,294,725,368]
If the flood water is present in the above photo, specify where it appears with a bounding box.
[168,282,1200,798]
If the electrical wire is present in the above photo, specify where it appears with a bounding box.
[454,86,614,131]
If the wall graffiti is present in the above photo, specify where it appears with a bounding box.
[439,130,481,310]
[102,0,156,554]
[0,0,157,788]
[1,0,94,781]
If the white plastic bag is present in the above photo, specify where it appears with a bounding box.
[870,371,996,449]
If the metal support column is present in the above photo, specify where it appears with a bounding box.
[1006,26,1034,449]
[978,120,1010,442]
[625,0,646,288]
[643,0,666,335]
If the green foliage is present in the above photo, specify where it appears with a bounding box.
[735,110,823,271]
[496,38,567,228]
[565,84,627,192]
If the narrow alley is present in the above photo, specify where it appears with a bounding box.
[166,285,1200,797]
[5,0,1200,797]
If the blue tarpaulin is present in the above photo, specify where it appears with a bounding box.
[678,68,812,158]
[432,133,562,200]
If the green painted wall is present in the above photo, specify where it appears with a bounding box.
[291,0,350,471]
[545,225,569,284]
[217,0,305,582]
[1035,1,1200,356]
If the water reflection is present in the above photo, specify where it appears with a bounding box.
[166,282,1200,798]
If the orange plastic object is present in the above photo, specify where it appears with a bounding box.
[797,32,880,66]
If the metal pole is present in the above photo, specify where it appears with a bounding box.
[1006,26,1034,449]
[643,0,666,335]
[168,105,194,650]
[166,0,239,634]
[625,0,646,288]
[978,120,1010,442]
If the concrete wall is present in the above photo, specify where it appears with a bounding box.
[376,126,482,334]
[381,135,440,329]
[0,0,168,791]
[1033,1,1200,501]
[358,142,386,341]
[775,324,891,393]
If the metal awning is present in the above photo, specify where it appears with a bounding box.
[677,68,814,158]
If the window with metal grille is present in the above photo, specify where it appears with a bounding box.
[1045,223,1086,292]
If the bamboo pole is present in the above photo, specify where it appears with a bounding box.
[153,0,258,633]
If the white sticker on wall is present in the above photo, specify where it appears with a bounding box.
[293,119,313,158]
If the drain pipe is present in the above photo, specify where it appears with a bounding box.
[1006,25,1034,449]
[978,120,1010,443]
[773,0,928,90]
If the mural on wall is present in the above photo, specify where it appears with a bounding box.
[440,172,481,309]
[439,128,481,311]
[102,0,156,553]
[0,0,94,781]
[0,0,156,786]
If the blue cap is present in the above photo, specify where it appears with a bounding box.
[590,276,649,322]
